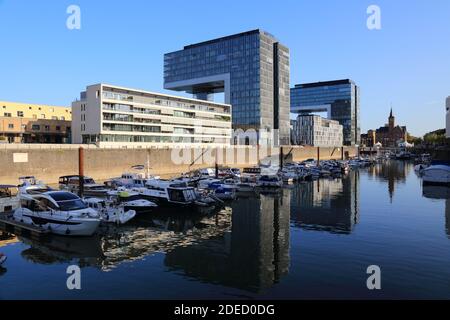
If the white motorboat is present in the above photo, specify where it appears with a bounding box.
[132,180,203,208]
[107,188,158,214]
[84,197,136,225]
[414,164,429,174]
[0,185,20,213]
[13,191,101,236]
[257,175,283,188]
[422,165,450,186]
[19,176,54,196]
[59,175,110,197]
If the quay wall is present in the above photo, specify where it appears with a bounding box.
[0,145,357,184]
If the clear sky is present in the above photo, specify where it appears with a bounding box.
[0,0,449,137]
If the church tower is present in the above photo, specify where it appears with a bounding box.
[388,108,395,131]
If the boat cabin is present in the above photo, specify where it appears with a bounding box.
[0,185,20,213]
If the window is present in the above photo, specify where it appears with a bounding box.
[41,114,46,119]
[61,116,65,121]
[56,126,61,131]
[52,116,58,120]
[45,125,50,131]
[32,114,37,119]
[32,125,40,131]
[17,111,24,117]
[4,113,11,117]
[8,124,14,129]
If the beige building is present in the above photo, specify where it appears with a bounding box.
[0,101,72,144]
[292,114,343,147]
[72,84,232,147]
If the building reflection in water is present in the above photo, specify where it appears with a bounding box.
[290,172,360,234]
[164,190,290,293]
[422,184,450,237]
[368,160,411,202]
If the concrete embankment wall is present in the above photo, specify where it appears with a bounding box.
[0,145,357,184]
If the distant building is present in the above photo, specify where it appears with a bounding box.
[72,83,232,147]
[362,109,407,148]
[0,101,72,144]
[164,29,291,146]
[291,114,343,147]
[291,79,360,146]
[360,130,376,148]
[446,97,450,138]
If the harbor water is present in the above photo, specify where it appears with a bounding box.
[1,160,450,299]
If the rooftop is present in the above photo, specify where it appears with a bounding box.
[293,79,355,89]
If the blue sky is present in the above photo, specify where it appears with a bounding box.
[0,0,449,137]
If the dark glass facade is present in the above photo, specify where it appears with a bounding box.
[290,79,360,146]
[164,29,290,145]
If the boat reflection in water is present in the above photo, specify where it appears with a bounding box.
[0,231,18,276]
[290,172,360,234]
[422,184,450,237]
[15,191,291,293]
[17,210,232,272]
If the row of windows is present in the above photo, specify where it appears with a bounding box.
[2,112,67,120]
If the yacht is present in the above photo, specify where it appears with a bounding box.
[59,175,110,197]
[422,165,450,186]
[13,191,101,236]
[84,197,136,225]
[18,176,54,196]
[131,180,203,208]
[0,185,20,213]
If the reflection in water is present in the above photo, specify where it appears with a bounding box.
[368,160,412,202]
[290,172,360,234]
[17,211,232,272]
[164,190,291,293]
[422,184,450,238]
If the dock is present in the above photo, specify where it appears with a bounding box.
[0,213,49,239]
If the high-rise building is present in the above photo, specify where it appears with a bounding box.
[164,29,291,146]
[446,96,450,138]
[0,101,72,144]
[292,114,343,147]
[71,84,232,147]
[290,79,360,146]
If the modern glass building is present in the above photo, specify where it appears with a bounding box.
[290,79,360,146]
[164,29,291,146]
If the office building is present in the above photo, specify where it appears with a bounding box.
[292,114,343,147]
[71,84,232,146]
[446,97,450,139]
[291,79,360,146]
[0,101,72,144]
[164,29,291,145]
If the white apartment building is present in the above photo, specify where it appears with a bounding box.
[446,96,450,139]
[292,114,343,147]
[72,84,232,147]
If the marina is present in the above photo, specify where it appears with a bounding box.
[1,158,450,299]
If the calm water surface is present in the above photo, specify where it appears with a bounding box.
[1,160,450,300]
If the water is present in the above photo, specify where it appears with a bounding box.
[1,160,450,300]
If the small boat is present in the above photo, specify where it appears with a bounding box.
[14,191,101,236]
[257,175,283,188]
[59,175,110,197]
[0,253,6,266]
[422,165,450,186]
[107,188,158,214]
[84,197,136,225]
[0,185,20,213]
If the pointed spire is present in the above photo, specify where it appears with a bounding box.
[390,107,393,118]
